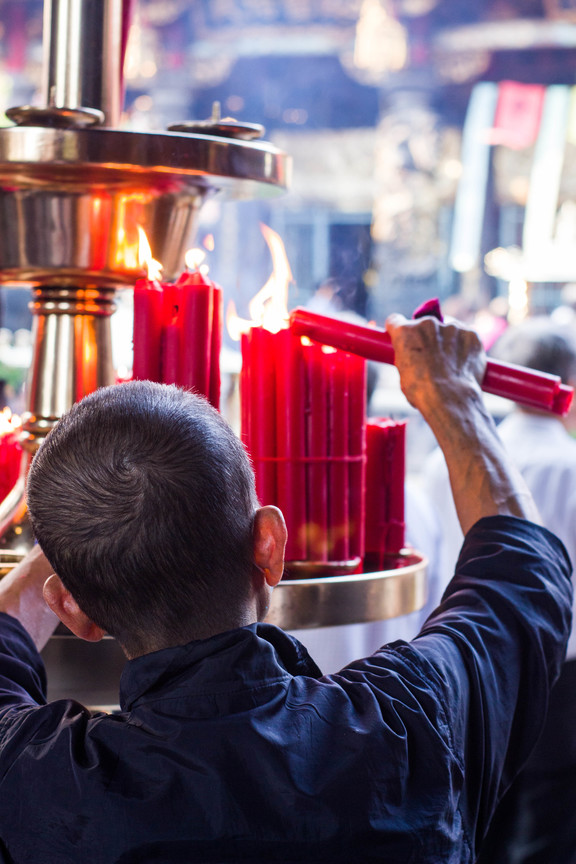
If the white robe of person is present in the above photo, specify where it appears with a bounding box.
[420,410,576,662]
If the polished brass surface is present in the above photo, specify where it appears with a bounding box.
[168,100,266,141]
[6,105,105,128]
[267,551,428,630]
[0,126,289,286]
[25,285,115,425]
[44,0,121,127]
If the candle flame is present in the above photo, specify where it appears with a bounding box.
[0,407,21,436]
[203,234,215,252]
[185,248,207,271]
[137,227,163,281]
[226,224,294,341]
[248,224,293,334]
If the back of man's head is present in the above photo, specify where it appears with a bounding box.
[26,381,259,655]
[490,317,576,385]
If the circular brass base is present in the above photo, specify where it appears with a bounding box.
[266,550,428,630]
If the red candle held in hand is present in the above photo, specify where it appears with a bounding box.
[289,307,574,417]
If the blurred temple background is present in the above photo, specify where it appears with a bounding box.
[0,0,576,445]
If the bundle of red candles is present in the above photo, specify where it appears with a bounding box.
[240,325,367,569]
[133,267,222,410]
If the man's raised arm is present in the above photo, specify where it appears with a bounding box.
[386,313,540,533]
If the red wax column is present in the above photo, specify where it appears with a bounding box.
[275,328,308,561]
[133,278,164,381]
[161,319,180,385]
[177,270,213,398]
[306,342,329,562]
[364,419,406,571]
[348,353,367,562]
[385,420,407,556]
[327,349,350,562]
[209,284,223,410]
[0,425,21,502]
[240,326,277,507]
[5,429,21,499]
[160,281,180,385]
[240,332,251,451]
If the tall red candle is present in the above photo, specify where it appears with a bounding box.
[327,349,350,562]
[209,284,223,410]
[241,326,277,507]
[348,352,367,561]
[275,328,307,561]
[0,410,22,503]
[364,419,407,571]
[384,420,406,557]
[133,277,163,381]
[177,270,214,398]
[306,342,329,562]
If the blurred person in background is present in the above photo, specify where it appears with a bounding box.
[422,316,576,864]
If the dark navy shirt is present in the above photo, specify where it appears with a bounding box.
[0,516,571,864]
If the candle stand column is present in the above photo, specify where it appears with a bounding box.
[0,282,116,555]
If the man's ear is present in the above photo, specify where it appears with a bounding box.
[42,574,106,643]
[253,506,287,588]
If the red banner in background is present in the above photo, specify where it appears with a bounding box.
[487,81,546,149]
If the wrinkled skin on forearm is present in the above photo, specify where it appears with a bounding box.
[385,314,541,535]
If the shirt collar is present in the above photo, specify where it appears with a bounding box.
[119,623,322,712]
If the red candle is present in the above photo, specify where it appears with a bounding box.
[289,307,574,417]
[0,410,22,503]
[160,282,180,385]
[161,319,180,385]
[275,328,307,561]
[240,331,251,451]
[348,352,367,561]
[364,419,407,572]
[290,308,395,366]
[133,277,164,381]
[241,326,277,507]
[306,342,329,562]
[327,349,350,562]
[209,284,223,410]
[384,420,407,557]
[177,270,214,398]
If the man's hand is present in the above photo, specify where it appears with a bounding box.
[386,313,541,534]
[0,545,59,651]
[386,312,485,421]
